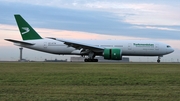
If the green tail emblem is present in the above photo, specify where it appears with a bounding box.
[14,14,42,40]
[21,27,30,35]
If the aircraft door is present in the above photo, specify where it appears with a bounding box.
[128,43,132,50]
[155,44,159,50]
[44,42,48,48]
[127,43,135,55]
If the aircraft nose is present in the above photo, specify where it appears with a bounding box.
[167,48,174,54]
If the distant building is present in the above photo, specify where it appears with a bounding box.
[44,59,67,62]
[70,57,129,62]
[18,59,29,62]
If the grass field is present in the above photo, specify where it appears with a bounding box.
[0,62,180,101]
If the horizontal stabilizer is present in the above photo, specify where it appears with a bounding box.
[5,39,35,45]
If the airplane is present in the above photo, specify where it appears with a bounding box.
[5,14,174,63]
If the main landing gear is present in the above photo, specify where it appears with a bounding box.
[84,52,98,62]
[84,59,98,62]
[157,56,163,63]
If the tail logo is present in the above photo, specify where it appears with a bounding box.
[21,27,30,35]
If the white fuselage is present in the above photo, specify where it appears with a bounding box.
[16,38,174,57]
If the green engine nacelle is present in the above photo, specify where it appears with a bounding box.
[103,49,122,60]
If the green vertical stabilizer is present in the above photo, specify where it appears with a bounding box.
[14,14,42,40]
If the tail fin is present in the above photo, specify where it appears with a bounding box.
[14,14,42,40]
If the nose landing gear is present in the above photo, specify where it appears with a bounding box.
[157,56,163,63]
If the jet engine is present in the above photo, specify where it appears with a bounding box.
[103,49,122,60]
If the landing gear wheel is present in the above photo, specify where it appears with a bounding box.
[94,59,98,62]
[157,56,162,63]
[84,59,98,62]
[157,59,160,63]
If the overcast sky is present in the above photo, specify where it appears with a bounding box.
[0,0,180,62]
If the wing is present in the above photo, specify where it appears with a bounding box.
[47,37,104,53]
[5,39,35,45]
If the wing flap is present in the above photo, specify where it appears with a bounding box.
[5,39,35,45]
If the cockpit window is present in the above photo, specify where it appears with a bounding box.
[167,45,171,48]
